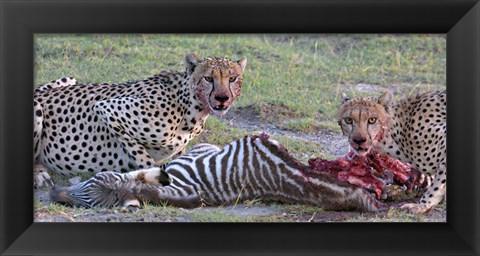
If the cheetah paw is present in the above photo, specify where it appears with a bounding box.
[399,203,432,214]
[33,168,54,188]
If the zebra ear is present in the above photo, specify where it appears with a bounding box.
[341,93,350,103]
[185,53,200,75]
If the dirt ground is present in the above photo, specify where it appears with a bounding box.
[34,83,447,222]
[34,189,446,222]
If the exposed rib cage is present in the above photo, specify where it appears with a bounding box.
[50,135,384,212]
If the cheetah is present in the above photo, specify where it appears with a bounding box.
[34,53,247,187]
[338,90,446,214]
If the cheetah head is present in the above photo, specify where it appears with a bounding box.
[337,92,392,157]
[185,53,247,116]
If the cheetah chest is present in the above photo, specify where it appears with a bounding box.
[143,119,205,163]
[145,135,192,163]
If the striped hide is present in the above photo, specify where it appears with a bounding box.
[50,134,385,212]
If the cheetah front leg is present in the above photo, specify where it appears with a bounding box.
[172,148,186,159]
[93,98,163,170]
[33,77,78,188]
[33,100,54,188]
[400,162,446,214]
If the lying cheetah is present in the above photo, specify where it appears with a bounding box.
[338,90,446,214]
[34,53,247,187]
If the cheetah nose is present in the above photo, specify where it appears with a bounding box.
[353,137,367,145]
[214,95,230,103]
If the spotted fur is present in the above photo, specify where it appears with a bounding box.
[338,90,446,213]
[34,54,247,187]
[50,135,384,212]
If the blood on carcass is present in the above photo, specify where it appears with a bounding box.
[308,151,423,199]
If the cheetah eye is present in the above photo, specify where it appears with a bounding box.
[344,117,353,124]
[368,117,377,124]
[204,76,213,83]
[229,76,237,82]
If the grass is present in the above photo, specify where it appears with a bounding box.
[346,208,427,222]
[34,34,446,222]
[35,34,446,122]
[272,135,332,161]
[189,117,250,147]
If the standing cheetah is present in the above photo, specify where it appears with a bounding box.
[34,53,247,187]
[338,90,446,213]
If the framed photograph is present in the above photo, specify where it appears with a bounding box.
[1,0,478,255]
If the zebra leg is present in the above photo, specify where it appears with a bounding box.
[49,167,172,208]
[130,182,203,209]
[123,166,172,186]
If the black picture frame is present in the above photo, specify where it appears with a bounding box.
[1,0,479,255]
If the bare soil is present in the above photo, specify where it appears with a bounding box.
[34,83,447,222]
[223,104,350,158]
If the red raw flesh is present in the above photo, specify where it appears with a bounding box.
[308,150,422,199]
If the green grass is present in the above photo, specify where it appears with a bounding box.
[189,117,251,147]
[272,135,332,162]
[346,208,427,222]
[35,34,446,122]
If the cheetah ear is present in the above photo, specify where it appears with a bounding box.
[378,91,393,107]
[237,57,247,73]
[341,93,350,103]
[185,53,200,74]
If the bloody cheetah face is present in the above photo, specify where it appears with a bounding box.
[338,92,392,157]
[185,54,247,116]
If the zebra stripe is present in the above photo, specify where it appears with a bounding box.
[50,135,385,211]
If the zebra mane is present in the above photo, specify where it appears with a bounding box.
[251,133,310,174]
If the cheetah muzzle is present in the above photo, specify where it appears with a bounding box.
[185,53,246,117]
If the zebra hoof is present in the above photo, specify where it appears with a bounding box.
[122,199,141,212]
